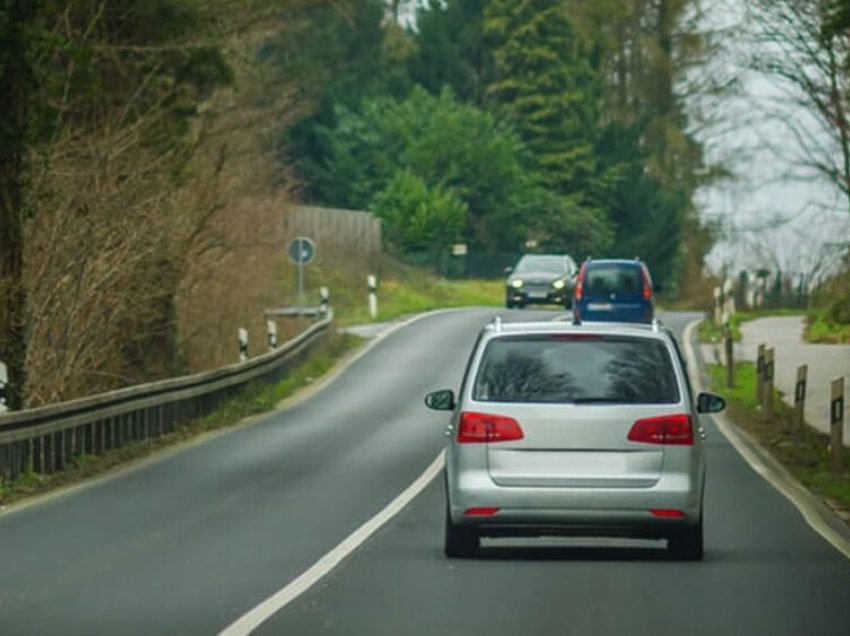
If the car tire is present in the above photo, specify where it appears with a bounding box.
[444,504,479,558]
[506,300,515,309]
[668,515,704,561]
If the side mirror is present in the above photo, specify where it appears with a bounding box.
[697,392,725,414]
[504,266,513,276]
[425,389,455,411]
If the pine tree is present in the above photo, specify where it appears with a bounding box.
[484,0,601,198]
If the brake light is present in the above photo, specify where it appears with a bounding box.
[458,412,524,443]
[575,264,586,301]
[641,266,652,300]
[650,509,685,518]
[628,414,694,445]
[465,507,500,516]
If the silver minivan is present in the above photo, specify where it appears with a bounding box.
[425,319,725,560]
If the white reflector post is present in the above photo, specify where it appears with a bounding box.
[267,320,278,350]
[367,275,378,319]
[238,328,249,363]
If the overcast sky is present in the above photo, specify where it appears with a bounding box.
[695,0,850,280]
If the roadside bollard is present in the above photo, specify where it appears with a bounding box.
[723,322,735,388]
[830,377,845,474]
[792,364,808,438]
[756,344,766,407]
[238,328,249,363]
[267,320,278,350]
[763,347,775,421]
[368,274,378,319]
[320,286,330,316]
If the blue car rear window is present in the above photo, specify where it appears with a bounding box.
[473,336,679,404]
[585,265,642,294]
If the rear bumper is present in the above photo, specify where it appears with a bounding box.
[448,469,702,538]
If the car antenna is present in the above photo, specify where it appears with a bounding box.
[491,316,503,332]
[572,313,581,327]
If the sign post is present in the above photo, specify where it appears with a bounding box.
[287,236,316,310]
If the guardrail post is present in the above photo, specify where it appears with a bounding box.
[830,377,845,473]
[763,347,775,420]
[368,275,378,319]
[723,321,735,388]
[791,364,807,438]
[756,343,766,407]
[238,328,249,363]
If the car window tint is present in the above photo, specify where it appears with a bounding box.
[473,336,679,404]
[585,265,641,293]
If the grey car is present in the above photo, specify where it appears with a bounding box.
[425,318,725,560]
[505,254,577,309]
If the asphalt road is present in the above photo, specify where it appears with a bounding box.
[1,308,850,635]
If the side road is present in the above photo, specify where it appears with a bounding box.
[704,315,850,446]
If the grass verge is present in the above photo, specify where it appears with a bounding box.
[707,362,850,522]
[806,307,850,344]
[299,259,504,327]
[0,331,364,506]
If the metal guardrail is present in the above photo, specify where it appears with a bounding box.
[0,314,333,483]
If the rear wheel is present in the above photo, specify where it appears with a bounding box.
[444,505,479,558]
[668,515,704,561]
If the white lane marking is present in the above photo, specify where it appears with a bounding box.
[683,319,850,561]
[219,451,446,636]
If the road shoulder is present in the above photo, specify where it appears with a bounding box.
[684,319,850,561]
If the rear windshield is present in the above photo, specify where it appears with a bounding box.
[584,264,642,294]
[472,336,679,404]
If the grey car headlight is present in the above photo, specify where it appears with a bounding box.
[510,279,524,289]
[552,279,566,290]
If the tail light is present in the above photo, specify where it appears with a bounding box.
[574,264,586,301]
[641,265,652,300]
[628,414,694,446]
[458,412,524,443]
[465,507,500,516]
[650,509,685,518]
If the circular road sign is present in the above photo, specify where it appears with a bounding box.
[288,236,315,265]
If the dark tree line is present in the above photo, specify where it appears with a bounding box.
[274,0,716,284]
